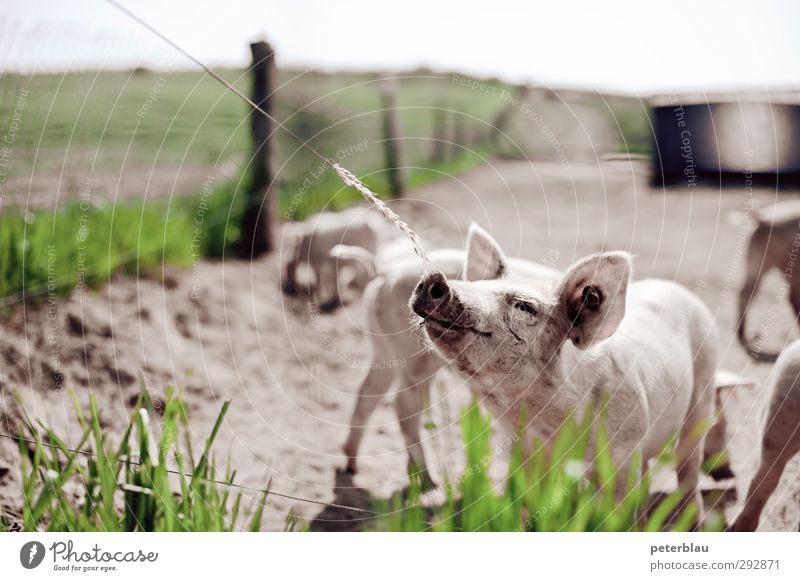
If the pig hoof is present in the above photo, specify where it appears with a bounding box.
[319,299,341,313]
[281,281,299,296]
[709,463,735,481]
[420,474,437,492]
[407,462,436,491]
[728,520,753,532]
[345,456,358,474]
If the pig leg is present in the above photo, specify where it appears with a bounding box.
[731,446,796,532]
[318,256,343,312]
[394,378,435,489]
[343,336,398,474]
[310,256,324,306]
[676,339,718,523]
[737,233,769,347]
[731,420,800,531]
[675,422,706,523]
[609,441,646,504]
[282,258,299,295]
[282,235,304,296]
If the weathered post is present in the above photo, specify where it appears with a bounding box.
[380,81,405,197]
[238,40,276,257]
[451,113,466,159]
[491,84,529,143]
[431,103,447,164]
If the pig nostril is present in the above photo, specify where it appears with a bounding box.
[429,281,447,300]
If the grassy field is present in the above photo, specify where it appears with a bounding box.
[0,68,650,199]
[0,69,509,302]
[379,404,712,532]
[7,388,271,532]
[0,68,651,304]
[3,389,706,532]
[0,68,516,191]
[600,95,653,156]
[0,183,239,306]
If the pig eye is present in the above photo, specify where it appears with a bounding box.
[515,301,536,316]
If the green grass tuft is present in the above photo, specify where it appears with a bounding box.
[11,387,268,532]
[0,179,246,305]
[377,403,718,532]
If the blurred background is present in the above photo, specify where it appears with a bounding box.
[3,0,799,214]
[1,0,800,532]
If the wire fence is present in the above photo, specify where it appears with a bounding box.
[0,65,517,218]
[0,51,646,214]
[0,427,392,516]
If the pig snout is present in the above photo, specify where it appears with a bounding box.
[411,271,455,319]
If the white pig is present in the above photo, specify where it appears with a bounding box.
[342,240,558,484]
[409,225,719,513]
[282,207,381,308]
[737,200,800,362]
[731,339,800,531]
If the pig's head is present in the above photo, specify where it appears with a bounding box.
[410,224,631,390]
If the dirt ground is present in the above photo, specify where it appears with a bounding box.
[1,158,799,531]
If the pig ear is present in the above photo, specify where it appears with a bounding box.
[464,223,508,281]
[558,252,631,350]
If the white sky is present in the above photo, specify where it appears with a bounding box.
[1,0,799,94]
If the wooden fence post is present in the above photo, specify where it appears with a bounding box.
[238,40,276,258]
[451,113,465,160]
[490,84,529,143]
[431,103,447,165]
[381,83,405,197]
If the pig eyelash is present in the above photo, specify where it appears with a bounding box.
[514,301,537,316]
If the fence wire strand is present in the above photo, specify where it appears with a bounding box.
[0,0,481,531]
[104,0,429,262]
[0,431,391,520]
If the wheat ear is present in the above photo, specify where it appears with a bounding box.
[332,164,429,264]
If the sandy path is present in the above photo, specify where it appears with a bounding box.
[2,158,799,531]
